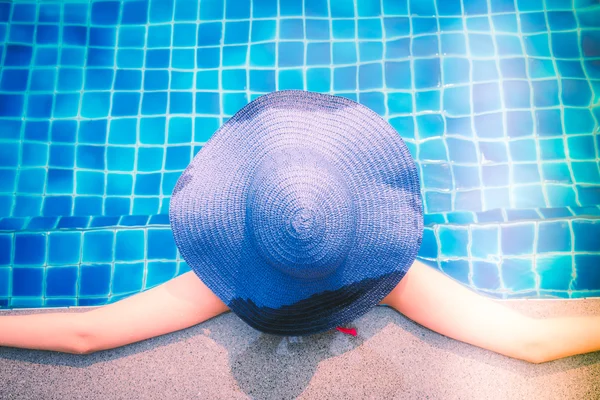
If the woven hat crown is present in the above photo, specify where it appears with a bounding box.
[247,147,356,280]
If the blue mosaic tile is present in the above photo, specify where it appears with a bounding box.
[56,216,89,230]
[48,232,81,265]
[306,19,330,40]
[414,18,438,35]
[538,207,572,219]
[357,19,382,39]
[476,208,504,223]
[79,264,111,296]
[440,33,467,55]
[82,230,114,263]
[571,206,600,217]
[540,138,567,161]
[14,232,46,266]
[146,261,177,288]
[472,260,502,291]
[537,221,572,253]
[439,17,464,32]
[417,227,437,259]
[359,63,383,90]
[561,79,592,107]
[107,174,133,196]
[113,262,144,294]
[573,162,600,184]
[77,297,108,306]
[149,214,170,225]
[478,141,508,164]
[115,229,145,261]
[76,171,104,195]
[475,113,504,139]
[501,223,535,256]
[511,163,541,185]
[466,16,490,31]
[147,228,177,260]
[492,13,518,32]
[573,221,600,252]
[46,266,78,297]
[484,187,510,210]
[18,168,46,195]
[74,196,102,216]
[509,139,537,162]
[473,82,502,113]
[503,80,530,108]
[482,164,509,187]
[12,267,43,297]
[414,58,440,89]
[446,211,475,224]
[514,185,546,209]
[535,109,563,137]
[546,184,577,207]
[13,198,42,218]
[473,59,499,81]
[537,255,572,291]
[573,255,600,291]
[417,114,444,138]
[412,35,438,57]
[438,226,469,257]
[26,217,58,231]
[0,233,11,265]
[120,215,149,227]
[89,216,120,228]
[552,31,580,58]
[422,164,453,191]
[499,57,527,79]
[502,258,536,292]
[439,259,469,286]
[425,191,452,213]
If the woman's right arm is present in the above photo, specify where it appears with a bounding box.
[0,310,87,354]
[0,271,230,355]
[80,270,230,354]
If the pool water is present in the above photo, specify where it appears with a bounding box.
[0,0,599,309]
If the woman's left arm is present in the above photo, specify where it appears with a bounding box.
[380,259,541,363]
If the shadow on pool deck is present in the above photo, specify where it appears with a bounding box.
[1,299,599,400]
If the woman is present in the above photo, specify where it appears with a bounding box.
[2,258,599,364]
[1,91,598,364]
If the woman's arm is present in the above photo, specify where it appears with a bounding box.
[527,312,600,364]
[0,310,88,354]
[79,271,230,354]
[0,271,230,355]
[380,259,540,363]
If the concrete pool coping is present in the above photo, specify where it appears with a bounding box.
[1,298,599,399]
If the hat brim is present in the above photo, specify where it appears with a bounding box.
[169,90,423,336]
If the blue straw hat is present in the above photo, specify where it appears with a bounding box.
[169,90,423,336]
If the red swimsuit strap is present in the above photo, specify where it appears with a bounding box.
[335,326,357,336]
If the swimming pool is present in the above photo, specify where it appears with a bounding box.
[0,0,599,309]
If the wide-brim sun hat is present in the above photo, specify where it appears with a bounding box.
[169,90,423,336]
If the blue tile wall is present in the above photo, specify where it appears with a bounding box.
[0,0,599,308]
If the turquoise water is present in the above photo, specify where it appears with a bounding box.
[0,0,599,309]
